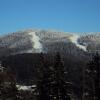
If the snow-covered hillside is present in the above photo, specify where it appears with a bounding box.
[0,29,100,57]
[69,34,86,51]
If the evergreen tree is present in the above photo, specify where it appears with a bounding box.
[50,52,71,100]
[36,53,72,100]
[84,52,100,100]
[36,53,50,100]
[0,61,18,100]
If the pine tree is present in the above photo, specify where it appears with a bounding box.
[84,52,100,100]
[36,53,50,100]
[36,53,71,100]
[0,61,18,100]
[50,52,71,100]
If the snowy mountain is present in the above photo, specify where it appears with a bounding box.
[0,29,99,57]
[78,33,100,52]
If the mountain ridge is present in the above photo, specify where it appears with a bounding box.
[0,29,100,57]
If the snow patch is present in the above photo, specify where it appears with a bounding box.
[16,85,36,91]
[29,32,43,52]
[70,34,86,51]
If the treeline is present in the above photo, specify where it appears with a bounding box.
[82,52,100,100]
[0,53,72,100]
[0,52,100,100]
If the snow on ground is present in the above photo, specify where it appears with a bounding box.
[70,34,86,51]
[29,32,43,52]
[16,84,36,91]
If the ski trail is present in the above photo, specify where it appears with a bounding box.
[70,34,86,51]
[29,32,43,52]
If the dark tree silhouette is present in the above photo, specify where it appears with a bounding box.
[36,53,51,100]
[50,52,71,100]
[36,53,71,100]
[84,52,100,100]
[0,62,18,100]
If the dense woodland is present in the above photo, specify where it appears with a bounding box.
[0,52,100,100]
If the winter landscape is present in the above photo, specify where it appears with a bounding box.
[0,0,100,100]
[0,30,100,100]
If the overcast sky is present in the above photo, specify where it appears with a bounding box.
[0,0,100,34]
